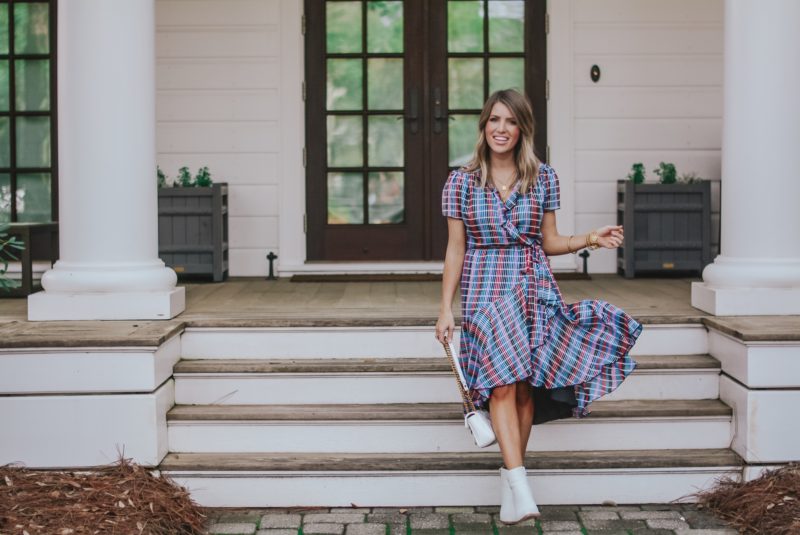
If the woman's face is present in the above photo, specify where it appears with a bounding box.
[484,102,520,158]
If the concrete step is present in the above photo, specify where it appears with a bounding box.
[179,322,707,359]
[167,399,733,454]
[159,448,744,507]
[173,354,721,405]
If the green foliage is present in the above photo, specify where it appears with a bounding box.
[156,166,217,188]
[157,166,167,188]
[679,172,705,184]
[654,162,677,184]
[0,223,25,291]
[177,166,194,187]
[195,166,213,187]
[626,163,646,184]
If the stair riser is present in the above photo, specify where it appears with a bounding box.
[167,418,731,453]
[180,324,705,359]
[173,370,720,405]
[164,467,742,507]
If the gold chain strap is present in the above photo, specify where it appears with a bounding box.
[442,340,476,413]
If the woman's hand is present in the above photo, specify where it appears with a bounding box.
[436,309,456,344]
[596,224,624,249]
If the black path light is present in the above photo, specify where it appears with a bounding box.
[266,251,278,280]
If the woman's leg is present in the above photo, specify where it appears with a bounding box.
[489,384,523,469]
[515,382,534,461]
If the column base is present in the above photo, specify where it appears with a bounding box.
[691,282,800,315]
[27,287,185,321]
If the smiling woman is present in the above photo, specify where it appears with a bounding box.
[435,89,643,526]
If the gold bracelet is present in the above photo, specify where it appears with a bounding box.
[568,235,574,254]
[585,233,591,249]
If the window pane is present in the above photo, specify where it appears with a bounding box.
[489,58,524,94]
[0,61,8,112]
[327,115,363,167]
[326,1,362,53]
[367,58,403,110]
[367,1,403,53]
[367,115,403,167]
[0,173,9,223]
[368,171,404,224]
[327,59,362,110]
[448,58,484,109]
[447,1,484,53]
[16,172,50,222]
[14,3,49,54]
[327,172,363,224]
[0,5,8,55]
[488,1,524,53]
[0,117,9,167]
[449,114,479,167]
[16,116,51,168]
[15,59,50,111]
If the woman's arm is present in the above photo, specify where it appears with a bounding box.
[540,211,624,256]
[436,217,466,343]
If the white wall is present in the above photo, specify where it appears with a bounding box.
[154,0,300,276]
[569,0,723,272]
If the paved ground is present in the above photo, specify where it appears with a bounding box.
[203,504,737,534]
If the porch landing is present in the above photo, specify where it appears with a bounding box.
[0,275,798,347]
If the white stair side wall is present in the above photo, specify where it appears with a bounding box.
[166,466,741,507]
[180,324,704,359]
[708,329,800,388]
[167,417,732,454]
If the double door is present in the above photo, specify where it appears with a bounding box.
[305,0,546,260]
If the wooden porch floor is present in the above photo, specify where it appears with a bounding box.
[0,275,798,347]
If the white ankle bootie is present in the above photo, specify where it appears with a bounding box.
[503,466,540,524]
[498,467,515,523]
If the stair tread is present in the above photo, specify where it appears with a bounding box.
[160,448,743,471]
[174,354,720,374]
[168,399,731,421]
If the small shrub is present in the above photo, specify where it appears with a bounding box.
[627,162,646,184]
[654,162,677,184]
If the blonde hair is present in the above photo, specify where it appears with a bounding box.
[463,89,542,193]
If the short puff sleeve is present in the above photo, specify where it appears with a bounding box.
[442,169,467,219]
[542,164,561,211]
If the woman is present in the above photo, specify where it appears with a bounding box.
[435,89,643,524]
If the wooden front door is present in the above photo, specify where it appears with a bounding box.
[305,0,546,261]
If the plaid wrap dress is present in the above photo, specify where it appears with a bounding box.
[442,163,643,425]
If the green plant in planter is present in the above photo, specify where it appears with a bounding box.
[679,172,705,184]
[157,166,167,188]
[195,166,213,187]
[177,166,195,187]
[654,162,677,184]
[0,223,25,291]
[627,163,646,184]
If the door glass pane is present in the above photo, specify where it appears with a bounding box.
[367,1,403,53]
[448,58,484,109]
[488,1,524,53]
[328,172,363,224]
[0,117,10,167]
[367,58,403,110]
[0,6,8,55]
[447,1,484,53]
[16,116,51,167]
[449,114,479,167]
[489,58,524,94]
[368,171,404,223]
[15,59,50,111]
[0,61,8,111]
[0,173,9,223]
[14,3,49,54]
[327,59,362,110]
[326,1,362,53]
[327,115,363,167]
[368,115,403,167]
[16,172,50,222]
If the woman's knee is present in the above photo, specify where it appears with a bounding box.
[515,382,532,405]
[491,383,515,401]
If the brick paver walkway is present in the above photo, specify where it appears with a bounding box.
[204,504,737,534]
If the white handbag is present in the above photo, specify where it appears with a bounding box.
[442,340,497,448]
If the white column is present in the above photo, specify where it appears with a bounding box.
[692,0,800,315]
[28,0,184,320]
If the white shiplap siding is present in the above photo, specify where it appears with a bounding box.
[571,0,723,273]
[155,0,284,276]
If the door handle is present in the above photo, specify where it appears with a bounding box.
[405,87,419,134]
[433,87,447,134]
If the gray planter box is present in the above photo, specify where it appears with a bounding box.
[158,182,229,282]
[616,180,711,278]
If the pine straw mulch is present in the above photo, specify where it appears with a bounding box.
[0,458,207,535]
[688,462,800,535]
